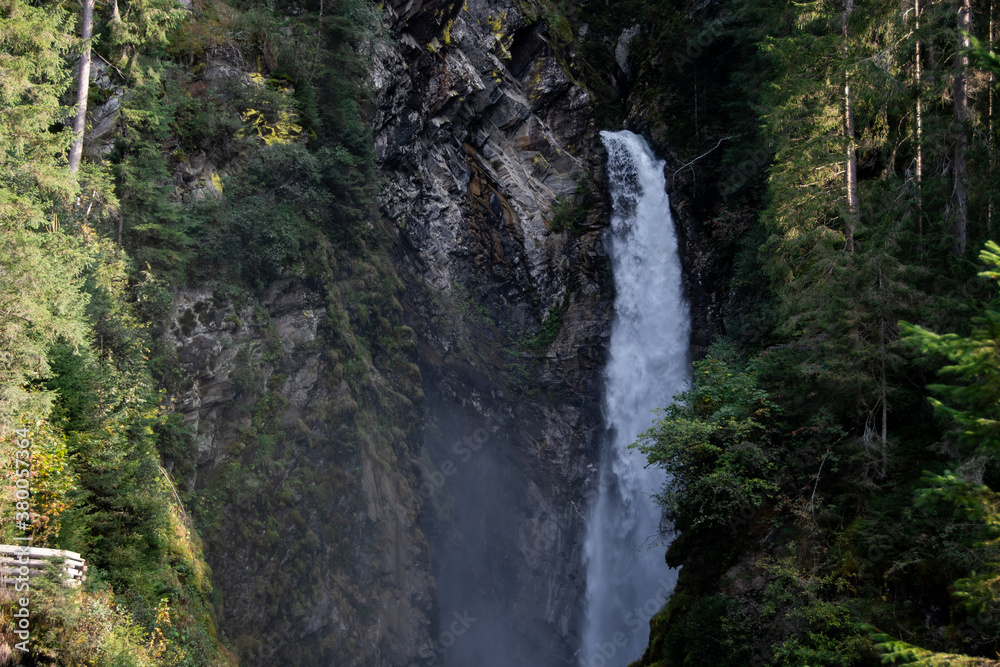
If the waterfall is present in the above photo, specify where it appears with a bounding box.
[581,130,691,666]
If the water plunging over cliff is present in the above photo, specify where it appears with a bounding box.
[581,130,691,666]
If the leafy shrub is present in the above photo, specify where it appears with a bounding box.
[634,341,779,547]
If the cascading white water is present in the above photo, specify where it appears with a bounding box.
[581,130,691,667]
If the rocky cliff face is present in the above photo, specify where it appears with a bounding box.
[370,0,615,662]
[147,0,620,659]
[151,0,734,663]
[164,270,435,666]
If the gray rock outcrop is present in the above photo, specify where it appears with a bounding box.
[371,0,614,663]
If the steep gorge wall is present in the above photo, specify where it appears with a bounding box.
[144,34,440,667]
[370,0,616,662]
[164,267,435,665]
[145,0,735,663]
[147,1,621,663]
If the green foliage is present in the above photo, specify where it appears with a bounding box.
[0,0,75,172]
[0,0,92,429]
[19,418,76,542]
[762,561,876,667]
[769,230,925,431]
[653,560,877,667]
[0,228,92,429]
[101,0,187,60]
[0,0,232,662]
[657,594,746,667]
[523,308,564,351]
[11,583,157,666]
[114,77,202,282]
[868,626,995,666]
[968,34,1000,79]
[893,263,1000,640]
[647,238,1000,665]
[199,142,318,285]
[164,0,385,293]
[913,470,1000,616]
[635,341,779,544]
[547,193,586,234]
[757,2,844,245]
[900,242,1000,451]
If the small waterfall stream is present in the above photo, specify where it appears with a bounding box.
[580,130,692,667]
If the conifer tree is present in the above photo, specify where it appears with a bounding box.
[756,0,934,437]
[901,240,1000,449]
[0,0,90,429]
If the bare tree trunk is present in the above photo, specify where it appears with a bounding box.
[990,0,996,236]
[953,0,971,255]
[880,318,888,447]
[843,0,859,253]
[916,0,924,239]
[68,0,95,174]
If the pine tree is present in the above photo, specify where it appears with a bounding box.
[103,0,190,280]
[759,0,846,252]
[0,0,91,429]
[900,240,1000,450]
[754,0,937,438]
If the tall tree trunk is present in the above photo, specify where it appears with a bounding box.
[843,0,859,253]
[916,0,924,238]
[68,0,95,174]
[880,316,888,447]
[953,0,971,255]
[990,0,996,236]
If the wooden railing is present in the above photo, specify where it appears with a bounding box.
[0,545,87,587]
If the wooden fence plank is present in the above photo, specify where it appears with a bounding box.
[0,545,87,587]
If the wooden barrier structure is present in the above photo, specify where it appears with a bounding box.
[0,545,87,587]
